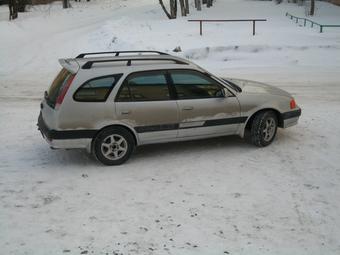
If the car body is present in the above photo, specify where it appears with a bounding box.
[38,51,301,165]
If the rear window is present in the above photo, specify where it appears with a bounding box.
[46,68,73,108]
[74,74,123,102]
[116,71,170,102]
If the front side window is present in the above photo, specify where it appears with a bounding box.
[170,70,223,99]
[116,71,170,101]
[74,74,122,102]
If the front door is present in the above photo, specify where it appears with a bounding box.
[169,70,242,138]
[115,70,178,143]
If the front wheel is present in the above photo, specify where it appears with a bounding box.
[250,111,278,147]
[93,127,135,165]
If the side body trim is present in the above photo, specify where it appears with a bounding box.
[134,117,248,133]
[38,113,248,139]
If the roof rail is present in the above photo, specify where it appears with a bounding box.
[82,58,188,69]
[76,51,168,58]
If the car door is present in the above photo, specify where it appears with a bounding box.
[169,69,242,138]
[115,70,178,144]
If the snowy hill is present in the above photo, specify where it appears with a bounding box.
[0,0,340,98]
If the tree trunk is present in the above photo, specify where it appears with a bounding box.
[159,0,172,19]
[185,0,189,14]
[170,0,177,19]
[179,0,186,16]
[310,0,315,16]
[63,0,69,9]
[197,0,202,11]
[18,0,27,12]
[9,0,18,20]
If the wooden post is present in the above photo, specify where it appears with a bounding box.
[320,25,323,33]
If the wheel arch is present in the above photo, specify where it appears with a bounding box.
[244,108,283,133]
[90,124,138,153]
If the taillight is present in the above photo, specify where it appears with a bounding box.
[55,74,75,109]
[290,98,296,109]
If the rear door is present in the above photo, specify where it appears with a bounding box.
[115,70,178,143]
[169,69,242,138]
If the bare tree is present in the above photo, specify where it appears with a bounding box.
[170,0,177,18]
[18,0,27,12]
[159,0,215,19]
[184,0,189,14]
[63,0,70,8]
[207,0,212,7]
[196,0,202,11]
[179,0,186,16]
[9,0,18,20]
[159,0,172,19]
[310,0,315,15]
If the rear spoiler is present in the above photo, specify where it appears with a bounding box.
[58,59,80,74]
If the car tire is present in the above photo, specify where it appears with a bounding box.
[250,110,278,147]
[93,127,135,165]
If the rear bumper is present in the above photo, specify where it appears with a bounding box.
[37,112,92,149]
[281,108,301,128]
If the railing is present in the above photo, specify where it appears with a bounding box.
[286,12,340,33]
[188,19,267,36]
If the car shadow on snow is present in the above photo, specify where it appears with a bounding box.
[132,135,252,161]
[34,135,252,167]
[34,130,296,167]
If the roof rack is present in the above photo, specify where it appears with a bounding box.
[76,50,168,58]
[82,58,188,69]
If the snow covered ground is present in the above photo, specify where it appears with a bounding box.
[0,0,340,254]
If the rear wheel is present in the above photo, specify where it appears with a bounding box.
[93,127,134,165]
[250,111,278,147]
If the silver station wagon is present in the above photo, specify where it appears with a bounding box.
[38,51,301,165]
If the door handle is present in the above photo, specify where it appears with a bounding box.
[121,110,131,115]
[182,106,194,111]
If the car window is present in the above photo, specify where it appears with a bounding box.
[170,70,222,99]
[74,74,122,102]
[116,71,170,101]
[47,68,73,108]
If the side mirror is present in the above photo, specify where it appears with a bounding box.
[215,88,226,98]
[215,88,232,98]
[224,88,233,97]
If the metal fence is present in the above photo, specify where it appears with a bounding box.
[286,12,340,33]
[188,19,267,36]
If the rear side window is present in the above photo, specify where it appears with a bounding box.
[47,68,73,108]
[74,74,123,102]
[116,71,170,102]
